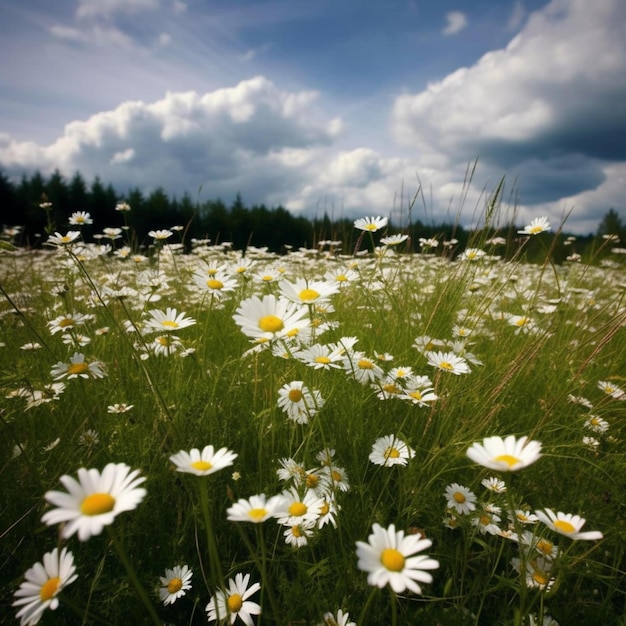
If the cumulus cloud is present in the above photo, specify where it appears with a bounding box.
[442,11,468,36]
[393,0,626,229]
[76,0,159,20]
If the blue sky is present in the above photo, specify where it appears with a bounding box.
[1,0,625,233]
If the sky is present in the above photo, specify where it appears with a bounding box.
[1,0,625,234]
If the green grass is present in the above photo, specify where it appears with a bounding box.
[1,230,625,626]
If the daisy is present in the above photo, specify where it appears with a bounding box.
[206,573,261,625]
[344,351,384,384]
[425,350,471,375]
[481,477,506,493]
[149,229,174,241]
[472,508,502,535]
[13,547,78,626]
[226,494,283,523]
[369,434,415,467]
[353,216,388,232]
[68,211,93,226]
[321,464,351,493]
[444,483,477,515]
[159,564,193,606]
[46,231,81,246]
[511,556,554,590]
[319,609,356,626]
[584,415,609,433]
[107,403,134,414]
[597,380,625,399]
[401,385,439,407]
[144,307,196,333]
[169,445,238,476]
[233,294,309,343]
[510,509,539,525]
[535,508,603,541]
[355,523,439,594]
[276,487,324,527]
[50,352,106,380]
[518,216,551,235]
[41,463,147,541]
[459,248,486,261]
[294,343,345,370]
[277,381,324,424]
[193,270,238,300]
[284,521,316,548]
[380,233,409,246]
[47,313,89,335]
[276,457,307,485]
[279,278,339,305]
[466,435,542,472]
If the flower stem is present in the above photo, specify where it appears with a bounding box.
[106,526,162,625]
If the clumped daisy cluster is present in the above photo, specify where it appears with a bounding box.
[1,210,625,625]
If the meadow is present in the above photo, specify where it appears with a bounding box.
[1,210,625,626]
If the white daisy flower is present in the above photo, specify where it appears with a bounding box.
[169,445,238,476]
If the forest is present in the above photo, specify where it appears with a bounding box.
[1,168,624,262]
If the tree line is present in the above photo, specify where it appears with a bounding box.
[1,168,623,262]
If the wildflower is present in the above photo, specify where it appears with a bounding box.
[276,487,324,527]
[518,216,551,235]
[107,403,134,414]
[535,508,603,541]
[47,313,89,335]
[401,385,439,407]
[159,564,193,606]
[50,352,106,380]
[276,457,307,485]
[369,434,415,467]
[480,477,504,494]
[380,233,408,246]
[294,343,345,370]
[466,435,542,472]
[20,342,42,350]
[193,270,238,300]
[321,464,350,493]
[353,216,388,232]
[356,523,439,594]
[151,334,184,356]
[425,350,471,375]
[510,509,539,525]
[472,508,502,535]
[68,211,93,226]
[597,380,625,399]
[115,201,131,212]
[277,381,324,424]
[46,231,81,246]
[319,609,356,626]
[41,463,146,541]
[169,445,238,476]
[279,278,339,305]
[227,494,283,523]
[233,294,309,343]
[13,547,78,626]
[584,415,609,433]
[344,351,384,384]
[206,573,261,625]
[511,556,554,590]
[459,248,486,261]
[149,229,174,241]
[145,307,196,333]
[444,483,477,515]
[508,314,535,333]
[78,429,100,448]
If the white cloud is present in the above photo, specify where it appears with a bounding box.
[49,23,135,48]
[392,0,626,231]
[507,1,527,31]
[157,32,172,47]
[76,0,159,20]
[442,11,468,36]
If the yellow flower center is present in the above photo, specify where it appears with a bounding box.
[288,389,303,402]
[480,514,491,525]
[331,470,343,482]
[408,391,423,401]
[529,226,544,234]
[532,571,549,586]
[289,501,307,517]
[380,548,405,571]
[68,362,89,375]
[453,491,466,503]
[292,525,303,538]
[336,274,347,282]
[365,223,377,231]
[536,539,554,555]
[306,474,319,488]
[438,361,454,370]
[227,593,243,613]
[248,508,268,520]
[383,384,401,394]
[167,578,183,594]
[261,275,274,282]
[515,317,529,326]
[207,279,224,290]
[286,328,300,337]
[299,288,321,301]
[80,493,115,516]
[191,460,213,471]
[258,315,284,333]
[161,320,179,328]
[384,447,400,459]
[357,359,373,370]
[494,454,521,467]
[40,576,61,601]
[59,318,74,328]
[157,336,171,346]
[320,501,330,515]
[553,519,576,534]
[315,356,331,364]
